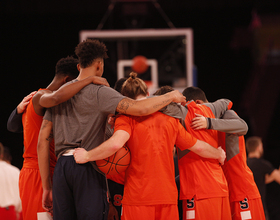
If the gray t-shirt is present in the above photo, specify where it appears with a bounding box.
[44,80,124,158]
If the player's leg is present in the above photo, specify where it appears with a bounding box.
[155,204,179,220]
[183,197,231,220]
[72,157,108,219]
[230,197,266,220]
[19,167,45,220]
[52,156,77,220]
[121,205,155,220]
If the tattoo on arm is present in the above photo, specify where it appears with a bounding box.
[117,99,136,114]
[46,130,53,142]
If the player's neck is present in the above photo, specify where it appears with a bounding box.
[248,151,261,158]
[77,67,99,81]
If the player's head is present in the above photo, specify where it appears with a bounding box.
[114,78,127,93]
[182,86,208,103]
[153,85,174,95]
[75,39,108,76]
[55,56,79,81]
[0,142,4,160]
[121,72,148,100]
[246,136,263,155]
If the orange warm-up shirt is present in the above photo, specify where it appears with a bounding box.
[218,133,261,202]
[114,111,197,206]
[22,89,56,169]
[178,101,231,200]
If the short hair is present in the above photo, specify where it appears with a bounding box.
[114,78,127,93]
[0,142,4,159]
[75,39,108,68]
[182,86,208,102]
[153,85,174,96]
[55,56,79,79]
[245,136,262,153]
[121,72,148,99]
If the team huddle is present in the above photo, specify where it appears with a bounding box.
[7,39,266,220]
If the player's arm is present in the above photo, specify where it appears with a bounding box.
[265,167,280,184]
[188,140,226,165]
[37,119,53,213]
[74,130,130,164]
[116,90,186,116]
[176,122,226,164]
[7,91,36,133]
[191,110,248,136]
[39,76,109,108]
[204,99,233,118]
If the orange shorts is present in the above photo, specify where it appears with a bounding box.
[19,167,45,220]
[182,196,231,220]
[121,204,179,220]
[230,197,265,220]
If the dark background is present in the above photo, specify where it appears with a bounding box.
[1,0,280,219]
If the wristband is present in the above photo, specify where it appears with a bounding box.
[207,117,212,129]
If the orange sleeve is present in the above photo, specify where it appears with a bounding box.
[114,115,132,136]
[175,120,197,150]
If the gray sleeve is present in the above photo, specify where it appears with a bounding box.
[97,86,125,115]
[43,108,52,122]
[160,103,187,127]
[7,108,23,133]
[209,110,248,136]
[203,99,232,118]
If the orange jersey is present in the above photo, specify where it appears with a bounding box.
[20,89,57,220]
[178,101,231,200]
[22,89,56,169]
[219,133,261,202]
[114,112,197,206]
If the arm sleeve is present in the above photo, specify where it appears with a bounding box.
[7,108,23,133]
[209,110,248,136]
[203,99,233,118]
[97,86,125,115]
[160,103,187,127]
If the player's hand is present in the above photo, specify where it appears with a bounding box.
[108,114,116,129]
[107,202,119,220]
[170,90,186,104]
[17,91,36,114]
[42,188,53,216]
[91,76,110,87]
[191,113,207,130]
[74,148,89,164]
[217,146,226,165]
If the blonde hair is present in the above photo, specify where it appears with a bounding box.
[121,72,148,100]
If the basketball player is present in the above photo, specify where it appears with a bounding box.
[186,88,265,220]
[7,56,109,220]
[154,86,233,220]
[73,72,226,220]
[37,39,187,220]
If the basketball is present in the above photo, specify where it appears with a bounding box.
[96,146,130,175]
[132,55,148,74]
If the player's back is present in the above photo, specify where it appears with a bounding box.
[116,112,180,206]
[178,101,229,200]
